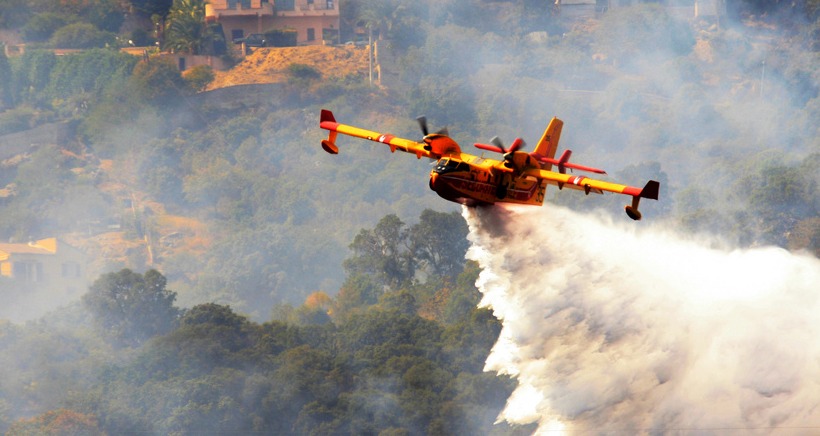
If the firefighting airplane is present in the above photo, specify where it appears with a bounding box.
[319,109,659,220]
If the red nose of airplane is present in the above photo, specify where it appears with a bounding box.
[429,172,438,191]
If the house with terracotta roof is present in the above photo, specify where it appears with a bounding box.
[0,238,87,295]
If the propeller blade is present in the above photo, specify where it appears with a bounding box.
[533,155,607,174]
[474,143,505,153]
[563,162,607,174]
[416,116,429,136]
[489,136,526,153]
[509,137,525,152]
[436,127,449,136]
[490,136,506,152]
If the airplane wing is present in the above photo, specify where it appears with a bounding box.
[319,109,433,159]
[523,168,659,199]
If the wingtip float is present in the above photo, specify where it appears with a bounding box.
[319,109,660,220]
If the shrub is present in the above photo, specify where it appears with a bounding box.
[183,64,215,92]
[48,23,116,49]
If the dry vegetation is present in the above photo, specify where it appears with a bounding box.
[64,47,367,274]
[207,45,371,90]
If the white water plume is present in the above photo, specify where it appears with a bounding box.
[463,204,820,435]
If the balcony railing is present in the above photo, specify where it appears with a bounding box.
[206,1,275,17]
[276,0,336,13]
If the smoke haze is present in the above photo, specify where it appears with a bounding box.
[464,204,820,434]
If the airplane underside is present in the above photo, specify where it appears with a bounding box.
[429,174,547,207]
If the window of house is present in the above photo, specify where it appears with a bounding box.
[13,261,43,282]
[232,29,244,41]
[307,28,315,41]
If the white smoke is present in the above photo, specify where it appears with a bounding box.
[463,204,820,434]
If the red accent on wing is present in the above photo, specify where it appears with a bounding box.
[623,186,643,197]
[320,121,340,131]
[568,175,587,185]
[320,109,339,131]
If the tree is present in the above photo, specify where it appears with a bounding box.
[333,273,381,321]
[356,0,428,49]
[131,0,174,17]
[344,214,415,290]
[80,0,126,33]
[182,64,215,91]
[164,0,213,54]
[129,56,190,106]
[21,12,71,42]
[46,48,138,102]
[12,49,58,106]
[409,209,469,279]
[0,0,31,29]
[48,22,116,49]
[83,269,180,347]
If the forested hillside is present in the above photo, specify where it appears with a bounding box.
[0,0,817,433]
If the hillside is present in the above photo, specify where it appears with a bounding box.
[207,45,371,90]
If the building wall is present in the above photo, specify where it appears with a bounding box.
[0,239,87,295]
[206,0,275,43]
[206,0,339,47]
[281,15,340,45]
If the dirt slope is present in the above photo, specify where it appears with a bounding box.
[208,45,370,90]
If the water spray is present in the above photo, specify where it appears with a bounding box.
[464,204,820,434]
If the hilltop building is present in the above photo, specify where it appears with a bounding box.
[0,238,87,295]
[205,0,340,47]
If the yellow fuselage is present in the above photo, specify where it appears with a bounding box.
[429,156,547,206]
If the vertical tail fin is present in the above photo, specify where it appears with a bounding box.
[532,117,563,170]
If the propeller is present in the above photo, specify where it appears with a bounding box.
[475,136,526,154]
[534,149,607,174]
[417,115,450,152]
[473,137,525,168]
[417,116,429,136]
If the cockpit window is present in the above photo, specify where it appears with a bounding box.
[435,159,470,174]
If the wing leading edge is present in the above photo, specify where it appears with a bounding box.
[320,109,432,159]
[522,168,660,220]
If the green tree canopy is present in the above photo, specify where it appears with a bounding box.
[164,0,212,54]
[344,214,415,290]
[83,269,181,347]
[131,0,174,17]
[409,209,469,279]
[129,56,190,106]
[48,22,116,49]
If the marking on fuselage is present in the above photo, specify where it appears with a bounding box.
[438,175,539,201]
